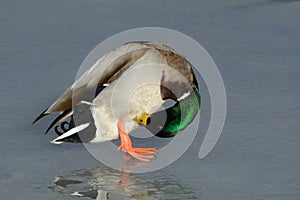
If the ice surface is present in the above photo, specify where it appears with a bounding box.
[0,0,299,199]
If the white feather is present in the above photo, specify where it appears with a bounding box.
[178,91,190,101]
[51,123,90,144]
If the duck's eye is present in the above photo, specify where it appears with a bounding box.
[140,119,143,122]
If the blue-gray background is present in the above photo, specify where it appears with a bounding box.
[1,0,299,199]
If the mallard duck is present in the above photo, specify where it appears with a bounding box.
[33,41,201,161]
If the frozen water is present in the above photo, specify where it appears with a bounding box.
[0,0,299,199]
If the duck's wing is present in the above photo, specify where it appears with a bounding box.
[33,42,151,124]
[143,42,198,101]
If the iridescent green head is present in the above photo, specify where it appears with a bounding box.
[146,87,201,137]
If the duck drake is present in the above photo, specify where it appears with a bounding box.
[33,41,201,161]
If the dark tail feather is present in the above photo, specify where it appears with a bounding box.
[45,109,72,134]
[54,117,82,143]
[32,108,49,124]
[54,121,73,136]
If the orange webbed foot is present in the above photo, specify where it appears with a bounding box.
[117,121,157,162]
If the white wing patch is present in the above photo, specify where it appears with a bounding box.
[178,91,190,101]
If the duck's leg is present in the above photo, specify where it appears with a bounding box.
[117,121,157,162]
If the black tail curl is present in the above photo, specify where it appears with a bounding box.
[54,117,82,143]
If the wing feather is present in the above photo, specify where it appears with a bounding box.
[34,43,150,123]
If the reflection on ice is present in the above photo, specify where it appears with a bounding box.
[49,155,198,199]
